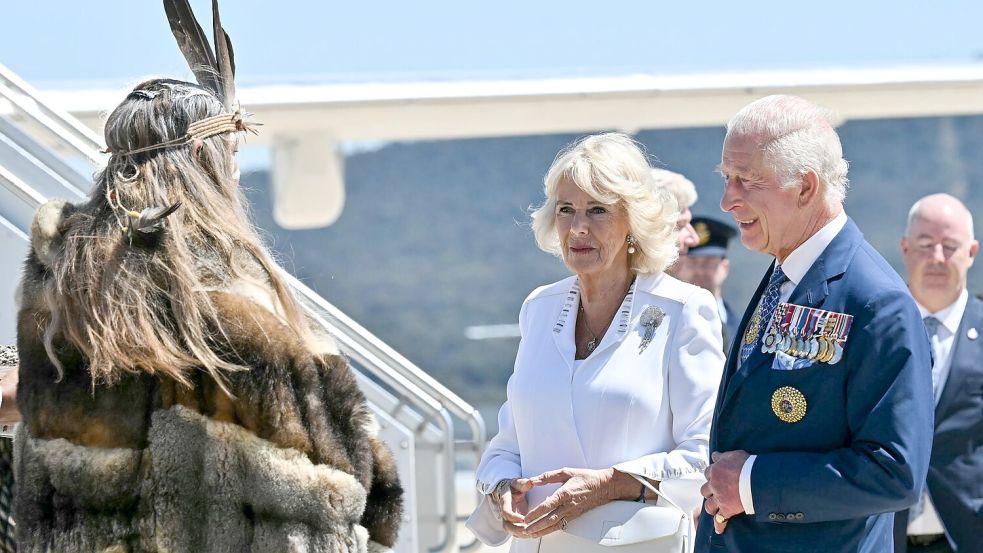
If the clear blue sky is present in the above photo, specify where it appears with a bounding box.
[3,1,983,88]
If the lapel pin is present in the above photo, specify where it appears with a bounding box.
[968,328,979,341]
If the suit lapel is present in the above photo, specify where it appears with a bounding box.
[550,280,579,374]
[717,266,773,412]
[935,296,983,423]
[549,276,644,370]
[718,219,862,413]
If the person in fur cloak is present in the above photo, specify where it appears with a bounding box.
[12,2,402,551]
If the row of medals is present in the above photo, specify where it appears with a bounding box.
[745,304,851,424]
[757,304,846,364]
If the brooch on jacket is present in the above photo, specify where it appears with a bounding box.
[638,306,666,353]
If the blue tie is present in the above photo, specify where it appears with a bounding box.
[923,316,944,403]
[740,265,788,365]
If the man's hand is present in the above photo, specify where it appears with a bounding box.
[517,467,638,539]
[700,450,750,534]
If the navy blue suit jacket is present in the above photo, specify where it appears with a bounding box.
[893,295,983,552]
[695,218,935,553]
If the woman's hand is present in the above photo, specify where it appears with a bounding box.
[517,467,640,539]
[490,478,534,537]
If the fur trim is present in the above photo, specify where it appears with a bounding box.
[16,406,374,552]
[15,254,403,550]
[366,541,394,553]
[141,405,369,552]
[29,199,73,269]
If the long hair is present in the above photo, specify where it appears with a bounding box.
[42,78,312,390]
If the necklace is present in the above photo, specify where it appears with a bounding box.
[579,303,601,353]
[577,277,634,356]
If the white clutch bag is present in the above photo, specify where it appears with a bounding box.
[537,475,693,553]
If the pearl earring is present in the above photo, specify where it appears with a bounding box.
[627,235,637,254]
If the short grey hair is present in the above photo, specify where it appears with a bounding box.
[905,193,975,239]
[650,168,697,209]
[726,95,850,206]
[531,133,679,276]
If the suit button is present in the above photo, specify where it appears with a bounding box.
[787,513,797,520]
[768,513,777,520]
[795,513,804,520]
[775,513,786,521]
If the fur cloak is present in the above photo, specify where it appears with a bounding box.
[13,201,403,552]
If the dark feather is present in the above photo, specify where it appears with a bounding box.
[212,0,236,109]
[163,0,221,96]
[133,202,182,233]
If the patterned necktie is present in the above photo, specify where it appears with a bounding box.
[923,316,944,402]
[740,265,789,365]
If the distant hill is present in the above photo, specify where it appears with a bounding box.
[241,115,983,427]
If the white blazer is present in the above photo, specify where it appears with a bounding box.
[466,272,725,550]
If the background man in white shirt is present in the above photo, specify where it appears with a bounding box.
[696,95,934,553]
[894,193,982,553]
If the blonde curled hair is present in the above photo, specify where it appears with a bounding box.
[531,132,679,276]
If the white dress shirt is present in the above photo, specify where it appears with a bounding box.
[466,272,726,550]
[738,211,848,515]
[906,289,968,536]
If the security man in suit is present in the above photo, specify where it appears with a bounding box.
[678,216,740,350]
[696,95,934,553]
[894,193,982,553]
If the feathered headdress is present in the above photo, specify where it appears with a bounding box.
[163,0,237,111]
[106,1,258,241]
[111,0,256,157]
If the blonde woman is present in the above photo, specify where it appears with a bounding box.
[467,133,725,552]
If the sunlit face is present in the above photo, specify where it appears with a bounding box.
[719,133,804,259]
[555,178,631,280]
[683,255,730,294]
[901,203,978,309]
[676,207,699,255]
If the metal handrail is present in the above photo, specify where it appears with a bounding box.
[0,63,103,164]
[284,272,482,553]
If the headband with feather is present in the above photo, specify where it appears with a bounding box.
[105,0,255,244]
[110,0,256,158]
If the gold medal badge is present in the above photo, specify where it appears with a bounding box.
[744,313,761,345]
[771,386,807,423]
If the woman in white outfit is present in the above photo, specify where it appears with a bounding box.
[466,133,725,552]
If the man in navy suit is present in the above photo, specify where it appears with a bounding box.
[696,95,934,553]
[893,194,982,553]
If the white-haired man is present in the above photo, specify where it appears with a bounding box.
[697,95,933,553]
[894,193,981,553]
[651,168,700,254]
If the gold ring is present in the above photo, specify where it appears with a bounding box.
[560,517,568,530]
[714,513,728,524]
